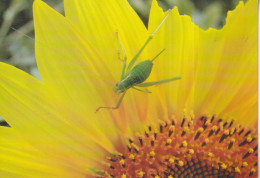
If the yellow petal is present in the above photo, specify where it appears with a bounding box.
[53,0,150,136]
[0,62,106,174]
[34,0,122,152]
[63,0,154,126]
[147,0,257,126]
[0,127,76,177]
[147,0,200,120]
[64,0,148,63]
[194,0,257,126]
[65,0,156,133]
[0,62,47,130]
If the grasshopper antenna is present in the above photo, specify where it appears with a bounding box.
[151,9,172,37]
[127,9,172,72]
[151,48,166,62]
[115,31,126,58]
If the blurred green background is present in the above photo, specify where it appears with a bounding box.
[0,0,247,126]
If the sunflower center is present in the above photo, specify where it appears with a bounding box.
[102,115,257,177]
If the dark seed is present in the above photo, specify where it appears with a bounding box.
[151,140,154,146]
[228,142,233,149]
[181,118,185,127]
[210,116,215,123]
[244,130,251,137]
[208,130,214,137]
[181,131,186,137]
[203,125,208,130]
[253,145,258,151]
[239,140,247,146]
[145,132,149,137]
[194,132,201,140]
[169,130,173,137]
[160,125,163,133]
[238,129,244,135]
[229,120,234,128]
[219,134,228,143]
[242,152,250,159]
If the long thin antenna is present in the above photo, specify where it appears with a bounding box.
[151,48,166,62]
[151,9,172,37]
[126,9,172,72]
[10,26,35,41]
[115,31,126,57]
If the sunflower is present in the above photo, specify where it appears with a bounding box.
[0,0,257,177]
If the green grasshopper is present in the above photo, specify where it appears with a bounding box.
[96,9,181,112]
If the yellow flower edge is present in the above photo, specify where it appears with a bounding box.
[0,0,257,177]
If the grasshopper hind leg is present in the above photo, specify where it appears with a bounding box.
[96,92,126,112]
[136,76,181,87]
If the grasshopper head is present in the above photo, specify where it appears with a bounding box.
[113,83,124,94]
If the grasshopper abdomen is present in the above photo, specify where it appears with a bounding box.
[116,60,153,92]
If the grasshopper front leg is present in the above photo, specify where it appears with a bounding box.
[96,91,127,112]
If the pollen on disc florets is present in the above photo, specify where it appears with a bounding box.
[102,114,257,178]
